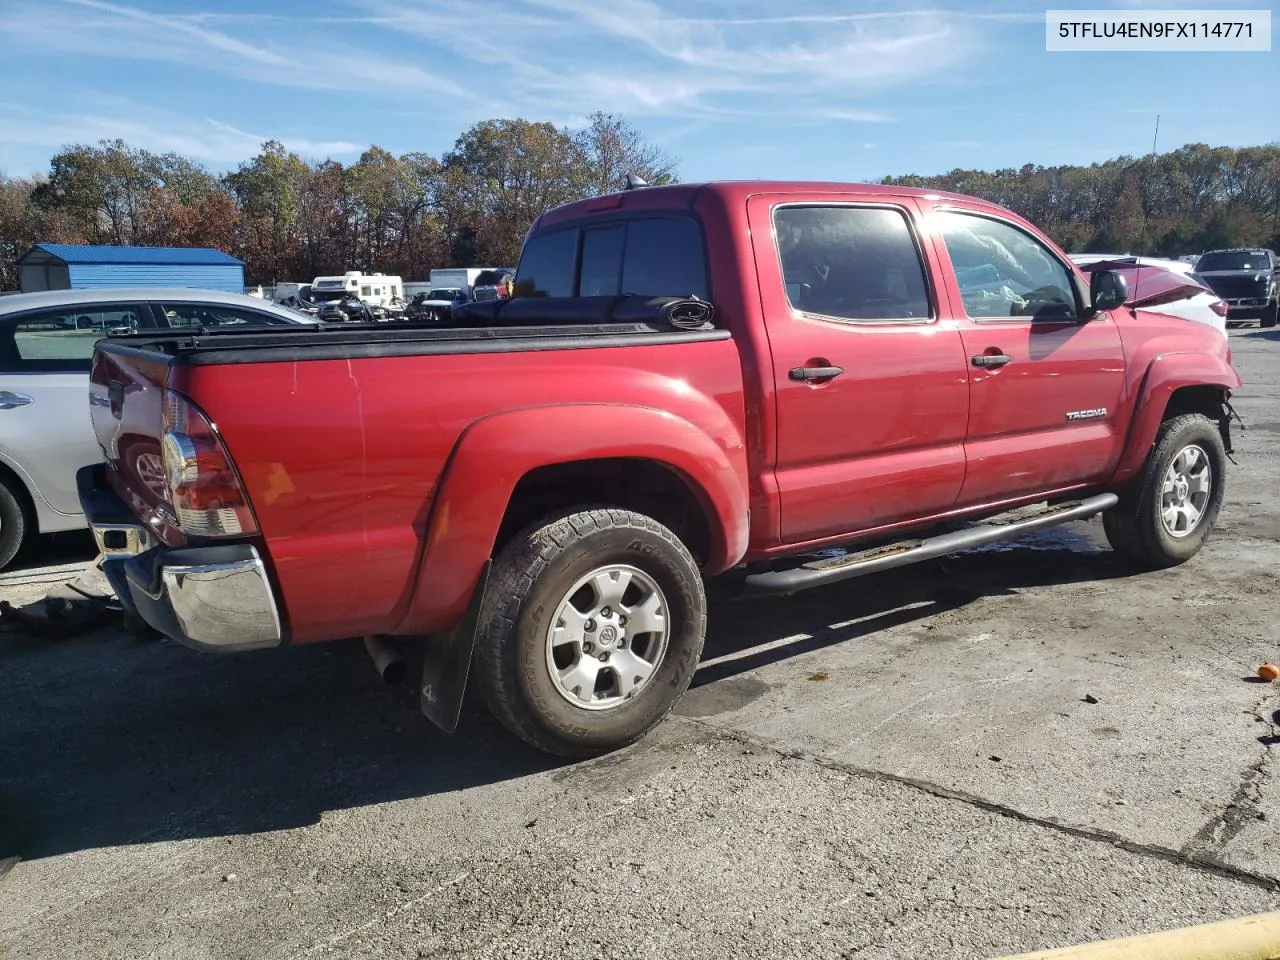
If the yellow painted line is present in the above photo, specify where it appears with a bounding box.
[992,912,1280,960]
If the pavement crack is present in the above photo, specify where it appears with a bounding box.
[1181,695,1275,861]
[676,716,1280,894]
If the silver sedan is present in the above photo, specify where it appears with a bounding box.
[0,288,316,569]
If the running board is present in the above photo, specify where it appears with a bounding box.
[742,493,1119,597]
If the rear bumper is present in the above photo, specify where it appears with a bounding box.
[77,465,282,653]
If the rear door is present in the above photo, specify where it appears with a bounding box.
[928,207,1127,504]
[0,303,145,515]
[747,195,970,544]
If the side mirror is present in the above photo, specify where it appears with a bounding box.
[1089,269,1128,313]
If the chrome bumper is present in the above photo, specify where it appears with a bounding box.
[130,548,283,652]
[78,465,283,653]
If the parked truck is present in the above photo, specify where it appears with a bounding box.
[1192,248,1279,328]
[80,180,1240,757]
[427,268,486,298]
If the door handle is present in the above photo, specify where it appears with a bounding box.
[971,353,1012,369]
[0,391,33,410]
[789,365,845,382]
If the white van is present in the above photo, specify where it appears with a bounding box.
[428,268,486,298]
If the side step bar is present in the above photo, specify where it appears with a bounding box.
[742,493,1119,597]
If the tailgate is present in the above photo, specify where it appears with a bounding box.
[89,342,184,546]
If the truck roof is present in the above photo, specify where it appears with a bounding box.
[533,180,1013,231]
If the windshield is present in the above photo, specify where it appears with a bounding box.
[474,270,512,285]
[1196,251,1272,272]
[312,289,352,303]
[427,289,463,300]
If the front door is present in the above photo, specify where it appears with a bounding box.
[748,195,971,545]
[929,208,1127,505]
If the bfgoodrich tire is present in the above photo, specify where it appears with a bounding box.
[473,507,707,758]
[1103,413,1226,569]
[0,476,28,571]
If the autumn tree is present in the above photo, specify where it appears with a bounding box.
[6,123,1275,292]
[225,141,309,283]
[574,112,677,194]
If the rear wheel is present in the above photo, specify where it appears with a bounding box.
[473,507,706,758]
[0,476,29,571]
[1104,413,1225,569]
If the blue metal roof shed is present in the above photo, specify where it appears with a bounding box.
[17,244,246,294]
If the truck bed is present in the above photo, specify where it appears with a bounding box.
[89,313,748,645]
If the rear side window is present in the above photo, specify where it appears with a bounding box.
[514,229,578,298]
[775,206,931,321]
[514,217,709,300]
[0,307,141,373]
[579,226,625,296]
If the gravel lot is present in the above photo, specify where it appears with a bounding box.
[2,327,1278,959]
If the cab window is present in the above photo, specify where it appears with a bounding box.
[935,211,1078,321]
[514,217,709,300]
[774,205,932,321]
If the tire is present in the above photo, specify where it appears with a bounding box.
[0,476,28,572]
[473,507,707,758]
[1261,300,1278,328]
[1103,413,1225,569]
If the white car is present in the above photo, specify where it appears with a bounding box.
[1068,254,1228,337]
[0,288,317,569]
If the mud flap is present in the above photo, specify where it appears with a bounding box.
[1220,399,1244,458]
[419,561,491,734]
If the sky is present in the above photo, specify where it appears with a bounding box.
[0,0,1277,183]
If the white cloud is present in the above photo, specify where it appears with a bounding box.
[0,103,361,165]
[0,0,1019,172]
[352,0,982,120]
[2,0,479,102]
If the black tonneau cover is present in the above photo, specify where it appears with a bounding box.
[99,316,728,367]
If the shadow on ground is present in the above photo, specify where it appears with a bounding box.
[2,530,96,577]
[0,524,1131,861]
[696,524,1122,685]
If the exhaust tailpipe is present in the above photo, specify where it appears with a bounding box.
[363,635,407,685]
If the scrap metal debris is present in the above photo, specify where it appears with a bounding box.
[0,559,120,639]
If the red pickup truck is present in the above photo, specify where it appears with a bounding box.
[79,181,1240,757]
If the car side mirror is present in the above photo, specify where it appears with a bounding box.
[1089,269,1128,313]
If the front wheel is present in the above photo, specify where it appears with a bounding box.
[473,508,707,757]
[1103,413,1226,569]
[1260,299,1278,328]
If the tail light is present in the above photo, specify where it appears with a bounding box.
[161,391,258,537]
[1209,300,1229,318]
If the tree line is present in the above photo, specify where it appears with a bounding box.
[0,113,676,289]
[2,129,1278,290]
[883,143,1280,257]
